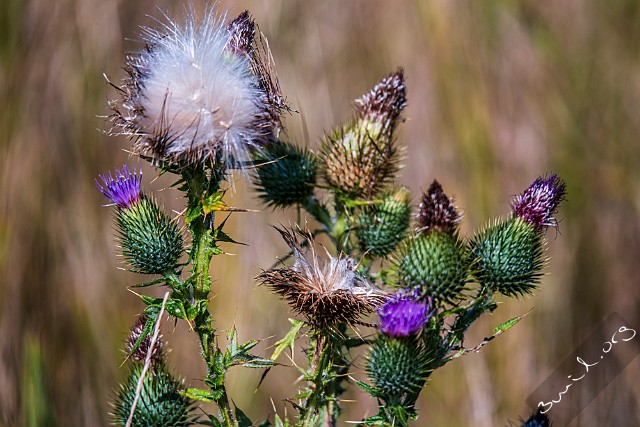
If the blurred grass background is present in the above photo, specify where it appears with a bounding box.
[1,0,640,425]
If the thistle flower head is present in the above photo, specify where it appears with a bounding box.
[354,68,407,129]
[125,315,163,365]
[257,227,385,328]
[321,69,406,198]
[511,174,567,231]
[378,290,433,338]
[96,164,142,208]
[416,180,461,233]
[109,8,286,169]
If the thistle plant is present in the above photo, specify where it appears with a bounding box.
[100,6,566,427]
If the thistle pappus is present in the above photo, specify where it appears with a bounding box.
[108,7,286,170]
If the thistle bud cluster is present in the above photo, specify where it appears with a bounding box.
[98,6,567,427]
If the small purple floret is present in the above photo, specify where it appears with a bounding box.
[378,292,433,338]
[96,164,142,208]
[512,174,566,231]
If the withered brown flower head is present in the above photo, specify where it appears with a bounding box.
[354,68,407,131]
[108,8,287,169]
[126,315,163,365]
[322,69,406,198]
[416,180,461,233]
[257,227,385,328]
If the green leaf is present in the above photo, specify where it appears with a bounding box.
[204,414,223,427]
[165,299,187,320]
[234,405,253,427]
[139,295,164,307]
[257,419,271,427]
[131,277,167,288]
[126,314,155,359]
[185,203,204,224]
[493,312,528,334]
[355,380,378,396]
[180,387,218,403]
[270,319,304,361]
[187,300,208,322]
[274,414,288,427]
[241,358,277,369]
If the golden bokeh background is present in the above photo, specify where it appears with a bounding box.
[1,1,640,426]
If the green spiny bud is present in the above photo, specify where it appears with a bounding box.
[356,187,411,257]
[116,197,184,275]
[253,140,317,208]
[397,232,469,303]
[366,334,431,400]
[112,361,196,427]
[470,217,545,297]
[321,69,405,198]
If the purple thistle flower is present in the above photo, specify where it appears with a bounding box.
[378,291,433,338]
[96,164,142,208]
[511,174,567,231]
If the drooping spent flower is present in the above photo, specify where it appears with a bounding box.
[257,227,385,327]
[109,8,286,168]
[378,290,433,338]
[356,187,411,257]
[126,315,163,365]
[96,165,184,275]
[96,164,142,208]
[511,174,566,231]
[416,180,461,234]
[321,69,406,198]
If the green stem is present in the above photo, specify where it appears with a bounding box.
[183,165,236,427]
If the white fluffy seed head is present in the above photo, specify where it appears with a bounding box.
[111,8,279,169]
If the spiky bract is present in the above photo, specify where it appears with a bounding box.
[416,180,461,233]
[470,217,545,297]
[253,140,317,208]
[257,228,384,328]
[397,232,469,303]
[126,315,163,364]
[366,334,431,400]
[109,8,285,168]
[356,187,411,256]
[112,362,195,427]
[512,174,566,231]
[116,197,184,274]
[321,69,406,198]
